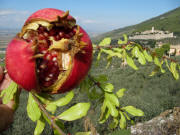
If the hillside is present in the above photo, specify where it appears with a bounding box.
[92,7,180,43]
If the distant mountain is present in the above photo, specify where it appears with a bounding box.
[92,7,180,43]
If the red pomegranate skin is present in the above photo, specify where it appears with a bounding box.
[6,38,37,90]
[5,8,92,93]
[59,27,92,93]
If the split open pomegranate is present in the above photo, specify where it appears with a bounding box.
[5,8,92,94]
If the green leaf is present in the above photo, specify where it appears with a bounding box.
[149,66,160,77]
[0,81,18,104]
[109,118,119,129]
[102,49,115,56]
[35,93,52,104]
[170,62,179,80]
[123,112,131,120]
[106,56,112,69]
[126,55,138,70]
[101,83,114,92]
[34,117,45,135]
[99,37,111,46]
[160,61,165,73]
[134,47,146,65]
[97,49,102,61]
[27,93,41,122]
[106,100,118,117]
[75,132,91,135]
[143,50,152,62]
[116,88,126,98]
[113,48,123,53]
[119,111,126,129]
[99,109,110,124]
[118,34,128,45]
[52,91,74,107]
[99,100,109,123]
[46,103,57,114]
[105,93,119,107]
[154,56,160,66]
[165,59,170,71]
[122,106,144,116]
[58,103,90,121]
[154,57,165,73]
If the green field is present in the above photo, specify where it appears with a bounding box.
[1,54,180,135]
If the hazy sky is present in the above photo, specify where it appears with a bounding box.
[0,0,180,33]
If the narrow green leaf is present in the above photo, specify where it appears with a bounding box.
[113,48,123,53]
[170,62,179,80]
[105,93,119,107]
[101,49,113,54]
[75,132,91,135]
[109,118,119,129]
[0,81,18,104]
[122,106,144,116]
[116,88,126,98]
[133,47,146,65]
[143,50,152,62]
[126,55,138,70]
[99,100,108,123]
[27,93,41,122]
[58,103,90,121]
[118,34,128,45]
[101,83,114,92]
[53,91,74,107]
[160,61,165,73]
[46,103,57,114]
[149,66,159,77]
[165,59,170,71]
[99,37,111,46]
[123,112,131,120]
[106,100,118,117]
[119,111,126,129]
[99,109,110,124]
[34,117,45,135]
[106,56,112,69]
[35,93,52,104]
[97,49,102,61]
[154,56,160,66]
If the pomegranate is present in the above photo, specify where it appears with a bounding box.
[5,8,92,94]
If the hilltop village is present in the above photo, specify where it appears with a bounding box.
[129,27,180,56]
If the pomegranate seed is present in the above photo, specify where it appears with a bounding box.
[51,51,58,57]
[43,32,49,37]
[40,64,46,69]
[45,77,51,81]
[54,35,61,41]
[45,54,52,60]
[49,74,53,77]
[59,32,64,37]
[52,57,57,61]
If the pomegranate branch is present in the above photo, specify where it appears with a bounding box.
[31,92,66,135]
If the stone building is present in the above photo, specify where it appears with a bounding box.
[169,45,180,56]
[129,27,174,40]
